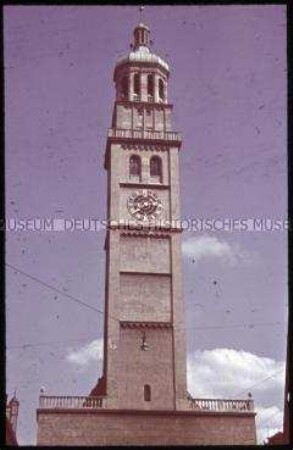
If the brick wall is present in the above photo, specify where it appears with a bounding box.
[37,409,256,446]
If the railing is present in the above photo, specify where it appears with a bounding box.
[38,394,253,413]
[39,395,105,409]
[108,128,182,142]
[187,397,254,413]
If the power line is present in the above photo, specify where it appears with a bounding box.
[6,262,120,323]
[7,336,98,350]
[6,330,287,354]
[257,408,283,426]
[186,321,285,331]
[6,263,287,337]
[234,367,285,397]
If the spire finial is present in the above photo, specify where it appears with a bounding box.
[139,6,145,23]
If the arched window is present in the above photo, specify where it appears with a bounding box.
[134,73,140,97]
[129,155,141,178]
[150,156,162,182]
[147,74,154,98]
[121,76,128,99]
[158,78,164,101]
[144,385,151,402]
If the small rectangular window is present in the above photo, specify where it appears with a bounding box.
[144,384,151,402]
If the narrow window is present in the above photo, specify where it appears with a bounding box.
[150,156,162,182]
[144,384,151,402]
[135,108,143,129]
[129,155,141,177]
[147,74,154,98]
[158,78,164,101]
[121,76,128,99]
[134,73,140,97]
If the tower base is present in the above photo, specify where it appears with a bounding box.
[36,408,256,446]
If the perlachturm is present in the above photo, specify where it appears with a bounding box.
[36,23,257,446]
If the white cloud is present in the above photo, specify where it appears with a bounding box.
[187,348,285,444]
[182,234,255,266]
[66,338,103,366]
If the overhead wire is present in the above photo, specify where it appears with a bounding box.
[6,262,287,432]
[7,262,285,331]
[257,408,283,426]
[233,367,286,397]
[6,262,120,323]
[6,263,287,356]
[186,321,285,331]
[7,336,98,350]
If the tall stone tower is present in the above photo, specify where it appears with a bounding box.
[37,22,257,446]
[102,22,187,411]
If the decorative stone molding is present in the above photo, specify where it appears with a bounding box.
[115,99,173,111]
[119,229,175,238]
[120,321,172,329]
[121,143,169,152]
[119,182,169,190]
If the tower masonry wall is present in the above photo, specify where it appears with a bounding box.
[115,147,170,185]
[37,410,257,446]
[120,235,171,273]
[119,273,171,322]
[117,327,174,409]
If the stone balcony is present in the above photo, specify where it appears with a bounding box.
[38,394,254,413]
[107,128,182,143]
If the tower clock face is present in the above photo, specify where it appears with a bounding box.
[127,189,163,221]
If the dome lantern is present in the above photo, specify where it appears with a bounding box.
[114,23,169,78]
[133,23,150,50]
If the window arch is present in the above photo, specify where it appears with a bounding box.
[158,78,164,101]
[121,75,128,99]
[144,384,151,402]
[147,74,154,98]
[129,155,141,178]
[133,73,140,97]
[150,156,162,182]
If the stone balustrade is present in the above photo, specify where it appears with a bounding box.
[39,394,253,413]
[39,395,105,409]
[187,396,254,413]
[107,128,182,142]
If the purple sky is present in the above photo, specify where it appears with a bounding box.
[5,5,287,445]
